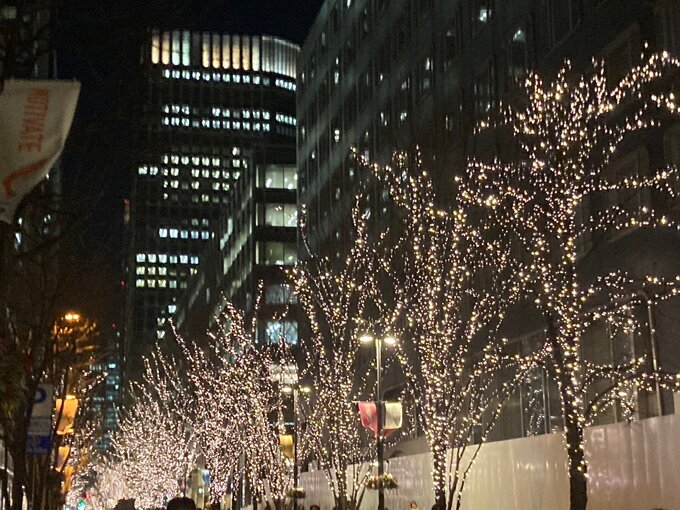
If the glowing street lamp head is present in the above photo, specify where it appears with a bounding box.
[282,386,294,394]
[64,312,80,323]
[383,335,397,346]
[300,386,312,394]
[359,332,374,344]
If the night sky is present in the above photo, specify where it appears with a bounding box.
[54,0,323,320]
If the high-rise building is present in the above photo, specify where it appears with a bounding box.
[126,30,300,376]
[297,0,680,256]
[89,324,123,450]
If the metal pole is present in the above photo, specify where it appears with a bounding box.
[375,340,384,510]
[293,387,298,510]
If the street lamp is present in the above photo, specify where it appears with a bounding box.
[63,312,80,323]
[359,331,397,510]
[282,383,311,510]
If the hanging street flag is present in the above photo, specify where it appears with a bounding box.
[0,80,80,223]
[279,434,294,460]
[358,401,378,435]
[358,401,403,437]
[56,445,71,473]
[383,402,403,433]
[55,395,79,435]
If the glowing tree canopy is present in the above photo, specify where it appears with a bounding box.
[360,152,532,510]
[460,53,680,510]
[110,349,196,509]
[293,206,378,510]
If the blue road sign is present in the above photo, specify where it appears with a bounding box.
[27,383,53,454]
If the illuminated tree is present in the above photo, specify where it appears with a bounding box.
[111,350,196,508]
[363,153,530,510]
[460,53,680,510]
[292,207,377,510]
[204,302,293,510]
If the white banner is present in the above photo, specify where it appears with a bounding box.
[0,80,80,223]
[384,401,403,430]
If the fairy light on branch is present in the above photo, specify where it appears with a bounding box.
[461,53,680,510]
[351,149,534,510]
[292,202,378,510]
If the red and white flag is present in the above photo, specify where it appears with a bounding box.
[358,401,403,437]
[0,80,80,223]
[358,401,379,435]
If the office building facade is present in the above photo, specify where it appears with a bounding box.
[126,30,300,375]
[298,0,680,255]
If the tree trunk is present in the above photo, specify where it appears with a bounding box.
[431,443,447,510]
[544,311,588,510]
[563,402,588,510]
[10,446,25,510]
[10,413,29,510]
[336,465,348,510]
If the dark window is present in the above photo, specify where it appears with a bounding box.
[445,8,464,69]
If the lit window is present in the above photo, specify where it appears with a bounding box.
[159,228,168,238]
[264,320,298,345]
[136,267,146,275]
[148,254,157,263]
[136,279,145,288]
[261,203,298,227]
[259,241,297,266]
[136,254,146,263]
[151,30,160,64]
[170,229,178,238]
[262,164,297,189]
[265,284,297,304]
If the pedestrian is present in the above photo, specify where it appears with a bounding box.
[167,498,197,510]
[309,505,320,510]
[410,502,418,510]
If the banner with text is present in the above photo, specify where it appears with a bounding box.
[0,80,80,223]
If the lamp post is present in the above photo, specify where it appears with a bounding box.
[282,383,311,510]
[359,332,396,510]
